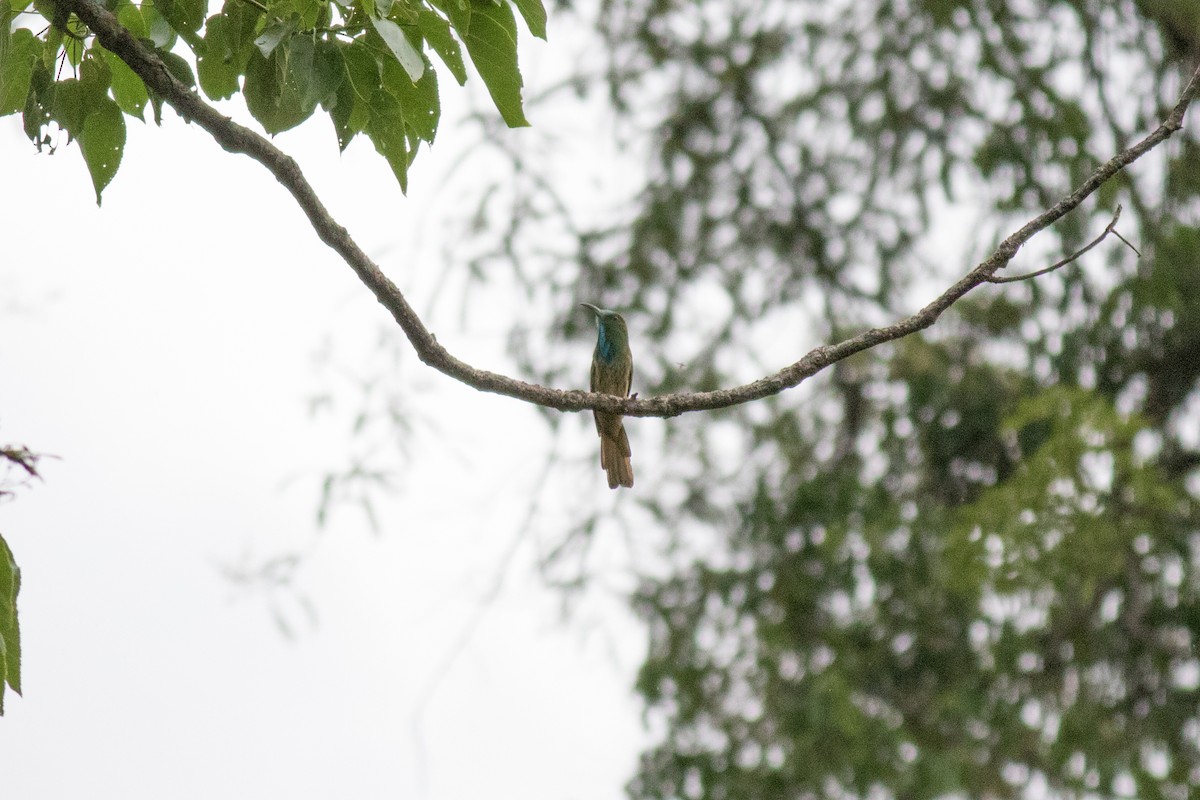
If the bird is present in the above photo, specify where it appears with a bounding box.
[581,303,634,489]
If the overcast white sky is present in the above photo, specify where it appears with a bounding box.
[0,16,652,799]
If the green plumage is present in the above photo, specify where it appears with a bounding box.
[581,303,634,489]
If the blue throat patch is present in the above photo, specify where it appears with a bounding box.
[597,322,617,363]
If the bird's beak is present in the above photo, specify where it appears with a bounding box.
[580,303,602,317]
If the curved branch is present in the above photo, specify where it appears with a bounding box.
[986,205,1139,284]
[60,0,1200,418]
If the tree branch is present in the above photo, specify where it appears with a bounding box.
[986,204,1139,284]
[59,0,1200,418]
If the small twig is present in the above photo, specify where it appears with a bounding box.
[0,445,56,500]
[988,205,1138,284]
[1112,229,1143,257]
[0,447,43,480]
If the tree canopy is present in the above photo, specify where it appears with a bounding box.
[2,0,544,199]
[441,2,1200,797]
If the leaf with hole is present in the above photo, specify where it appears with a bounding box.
[101,47,148,119]
[79,96,125,204]
[371,15,423,83]
[460,0,527,127]
[416,6,465,85]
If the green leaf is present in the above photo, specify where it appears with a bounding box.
[221,0,265,47]
[140,2,177,49]
[145,48,195,124]
[36,17,56,64]
[79,96,125,204]
[197,14,241,100]
[158,48,196,88]
[460,0,527,127]
[197,0,261,100]
[366,86,410,191]
[0,27,39,116]
[244,34,321,134]
[100,47,148,119]
[370,15,423,82]
[21,61,52,144]
[440,0,469,38]
[0,7,11,60]
[0,532,22,714]
[254,17,296,58]
[51,78,89,139]
[330,39,378,150]
[381,49,437,143]
[512,0,546,39]
[0,635,6,714]
[292,0,325,28]
[63,20,86,66]
[306,39,345,111]
[116,2,148,38]
[155,0,205,35]
[416,6,466,85]
[330,74,364,150]
[342,38,381,102]
[80,48,112,89]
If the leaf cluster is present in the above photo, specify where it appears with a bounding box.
[1,0,545,199]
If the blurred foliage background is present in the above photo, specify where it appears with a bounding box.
[346,0,1200,797]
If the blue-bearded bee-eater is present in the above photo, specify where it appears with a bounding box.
[581,303,634,489]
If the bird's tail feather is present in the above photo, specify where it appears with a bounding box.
[600,430,634,489]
